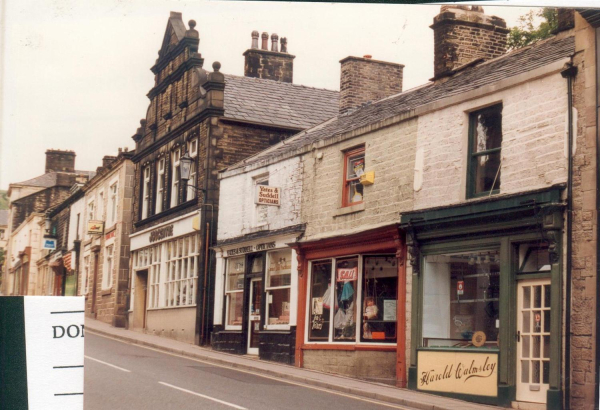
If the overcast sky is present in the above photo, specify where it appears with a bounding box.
[0,1,560,189]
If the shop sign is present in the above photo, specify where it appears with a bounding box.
[457,280,464,296]
[417,351,498,397]
[87,220,104,235]
[43,238,57,250]
[336,267,358,282]
[255,185,281,206]
[149,224,174,243]
[105,230,116,241]
[226,241,276,256]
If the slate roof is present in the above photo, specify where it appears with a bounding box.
[227,35,574,172]
[223,75,339,130]
[12,170,96,188]
[0,210,8,226]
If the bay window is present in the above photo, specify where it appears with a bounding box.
[225,256,245,327]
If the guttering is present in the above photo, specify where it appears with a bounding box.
[561,61,578,410]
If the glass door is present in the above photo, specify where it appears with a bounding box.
[247,278,262,355]
[516,279,551,403]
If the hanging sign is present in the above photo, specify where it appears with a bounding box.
[43,238,57,250]
[457,281,464,296]
[337,267,358,282]
[87,220,104,235]
[255,185,281,206]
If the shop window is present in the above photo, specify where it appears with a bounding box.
[165,234,199,307]
[342,147,365,207]
[266,250,292,327]
[143,244,162,308]
[142,166,151,219]
[226,256,245,327]
[155,159,165,214]
[102,245,114,290]
[467,104,502,198]
[422,249,500,347]
[308,254,397,343]
[518,244,551,274]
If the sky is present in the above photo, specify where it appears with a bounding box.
[0,1,566,189]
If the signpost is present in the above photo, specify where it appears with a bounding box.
[0,297,85,410]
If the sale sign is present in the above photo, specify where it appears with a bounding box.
[337,267,358,282]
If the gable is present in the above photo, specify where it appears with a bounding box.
[157,13,187,60]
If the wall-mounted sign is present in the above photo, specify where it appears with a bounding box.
[226,241,276,256]
[43,238,57,250]
[336,268,358,282]
[457,280,464,296]
[149,224,174,243]
[105,230,116,241]
[417,350,498,397]
[255,185,281,206]
[87,220,104,235]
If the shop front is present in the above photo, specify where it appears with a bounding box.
[294,225,407,385]
[400,186,563,409]
[129,211,201,343]
[212,227,303,364]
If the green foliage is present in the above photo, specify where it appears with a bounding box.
[507,8,558,50]
[0,190,7,210]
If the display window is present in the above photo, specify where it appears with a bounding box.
[266,250,292,328]
[422,249,500,347]
[226,256,245,327]
[165,234,198,307]
[307,254,397,344]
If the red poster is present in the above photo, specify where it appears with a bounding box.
[337,268,358,282]
[457,280,464,295]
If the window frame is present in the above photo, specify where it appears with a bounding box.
[170,148,181,208]
[264,249,292,330]
[466,103,503,199]
[163,234,199,308]
[342,146,366,208]
[109,181,118,227]
[101,245,114,290]
[224,256,246,330]
[155,159,165,214]
[141,166,151,219]
[186,140,198,201]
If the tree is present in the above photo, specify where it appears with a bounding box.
[507,8,558,50]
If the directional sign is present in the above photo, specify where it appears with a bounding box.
[0,296,84,410]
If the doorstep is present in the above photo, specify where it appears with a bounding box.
[85,318,502,410]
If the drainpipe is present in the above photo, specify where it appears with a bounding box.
[561,61,577,410]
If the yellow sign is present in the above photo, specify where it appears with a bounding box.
[87,220,104,235]
[417,350,498,397]
[255,185,280,206]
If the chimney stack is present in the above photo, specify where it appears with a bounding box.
[431,5,509,80]
[102,156,117,168]
[339,55,404,115]
[45,149,76,174]
[244,30,295,83]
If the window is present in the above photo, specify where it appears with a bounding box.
[75,214,80,240]
[88,201,95,222]
[98,191,104,221]
[266,250,292,327]
[139,244,162,308]
[0,229,4,240]
[142,166,151,219]
[165,234,199,307]
[171,149,181,208]
[422,249,500,347]
[109,182,118,226]
[225,256,245,327]
[254,176,269,226]
[468,104,502,198]
[155,159,165,213]
[102,245,114,289]
[187,140,198,201]
[308,254,397,343]
[342,147,365,207]
[83,255,90,294]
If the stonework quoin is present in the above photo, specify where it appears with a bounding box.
[243,31,295,83]
[45,149,76,173]
[431,5,509,79]
[339,56,404,114]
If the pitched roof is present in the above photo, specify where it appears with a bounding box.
[223,75,339,130]
[0,210,8,226]
[12,170,96,188]
[227,35,574,172]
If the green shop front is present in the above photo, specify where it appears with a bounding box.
[400,186,564,409]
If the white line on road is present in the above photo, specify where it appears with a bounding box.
[84,355,131,373]
[158,381,247,409]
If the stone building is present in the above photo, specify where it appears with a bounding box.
[128,12,338,345]
[0,210,8,290]
[1,150,93,295]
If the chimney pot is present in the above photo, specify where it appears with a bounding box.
[251,30,259,49]
[244,33,294,82]
[281,37,288,53]
[363,55,372,59]
[261,32,269,50]
[271,33,279,52]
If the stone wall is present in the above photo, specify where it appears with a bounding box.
[45,150,75,173]
[303,350,397,384]
[243,32,294,83]
[301,119,417,242]
[569,14,597,410]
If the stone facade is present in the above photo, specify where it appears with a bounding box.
[303,350,397,384]
[45,149,76,173]
[431,5,509,79]
[339,56,404,114]
[243,31,294,83]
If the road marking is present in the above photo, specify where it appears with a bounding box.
[88,331,412,409]
[158,381,247,409]
[85,355,131,373]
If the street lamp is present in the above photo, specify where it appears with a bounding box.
[179,151,205,194]
[44,216,52,236]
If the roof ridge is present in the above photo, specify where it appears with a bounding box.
[224,74,339,94]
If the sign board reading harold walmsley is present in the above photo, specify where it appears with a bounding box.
[0,296,85,410]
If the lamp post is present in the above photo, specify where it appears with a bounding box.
[179,151,205,195]
[44,215,52,237]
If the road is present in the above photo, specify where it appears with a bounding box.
[84,332,415,410]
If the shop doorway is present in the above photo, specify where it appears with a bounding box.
[516,279,551,403]
[247,278,262,355]
[132,270,148,330]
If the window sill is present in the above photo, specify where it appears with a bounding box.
[333,203,365,218]
[100,288,113,296]
[105,224,117,235]
[302,343,396,352]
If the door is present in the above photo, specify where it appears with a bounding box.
[516,279,551,403]
[132,270,148,330]
[247,278,262,355]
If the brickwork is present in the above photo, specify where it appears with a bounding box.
[431,6,509,79]
[303,350,397,384]
[414,73,568,210]
[301,119,417,242]
[339,57,403,114]
[569,14,597,410]
[45,149,76,173]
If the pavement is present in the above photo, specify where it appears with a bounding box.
[85,318,502,410]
